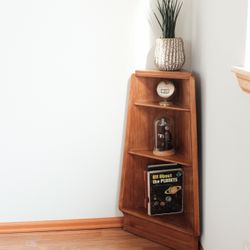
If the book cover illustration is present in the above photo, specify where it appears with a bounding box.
[147,165,183,216]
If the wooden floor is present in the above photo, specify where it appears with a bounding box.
[0,228,171,250]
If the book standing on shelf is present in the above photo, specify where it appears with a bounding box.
[146,163,184,216]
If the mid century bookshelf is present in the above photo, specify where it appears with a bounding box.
[119,70,200,250]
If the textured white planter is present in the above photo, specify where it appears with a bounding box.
[154,38,185,71]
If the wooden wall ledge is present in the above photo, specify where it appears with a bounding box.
[232,66,250,93]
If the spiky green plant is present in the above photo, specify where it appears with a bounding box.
[154,0,183,38]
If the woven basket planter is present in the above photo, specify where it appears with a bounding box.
[154,38,185,71]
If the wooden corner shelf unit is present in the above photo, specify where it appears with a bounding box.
[119,70,200,250]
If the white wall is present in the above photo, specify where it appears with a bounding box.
[192,0,250,249]
[0,0,193,222]
[0,0,137,222]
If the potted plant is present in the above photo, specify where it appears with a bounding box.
[153,0,185,71]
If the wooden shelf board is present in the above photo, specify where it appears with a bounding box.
[121,207,193,235]
[135,70,192,79]
[128,149,191,167]
[134,101,190,112]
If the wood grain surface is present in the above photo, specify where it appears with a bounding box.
[0,228,171,250]
[119,70,200,249]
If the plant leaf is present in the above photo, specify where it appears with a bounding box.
[153,0,183,38]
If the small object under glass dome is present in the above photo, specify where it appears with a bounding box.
[156,80,175,106]
[153,117,175,156]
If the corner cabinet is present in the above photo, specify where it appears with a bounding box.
[119,70,200,250]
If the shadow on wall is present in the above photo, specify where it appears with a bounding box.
[192,71,203,238]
